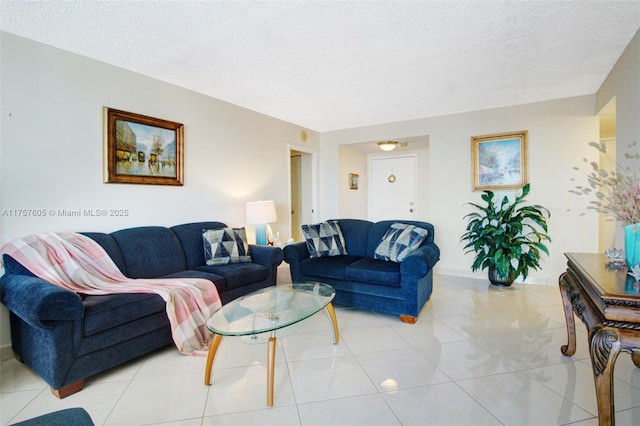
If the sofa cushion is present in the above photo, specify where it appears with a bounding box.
[374,223,429,263]
[82,232,127,274]
[203,227,252,266]
[329,219,373,258]
[161,269,227,293]
[171,221,227,269]
[78,311,171,357]
[367,220,435,258]
[299,255,361,280]
[345,258,401,287]
[301,220,347,258]
[110,227,186,278]
[2,254,36,276]
[82,293,165,337]
[196,263,268,291]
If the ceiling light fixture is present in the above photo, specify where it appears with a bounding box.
[377,141,398,151]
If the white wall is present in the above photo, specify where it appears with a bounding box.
[0,32,319,350]
[321,96,601,286]
[596,28,640,247]
[597,29,639,157]
[338,146,368,219]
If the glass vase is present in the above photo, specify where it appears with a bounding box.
[625,223,640,270]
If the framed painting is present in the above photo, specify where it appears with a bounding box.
[471,130,528,191]
[104,107,184,185]
[349,173,359,190]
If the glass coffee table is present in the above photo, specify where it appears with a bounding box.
[203,282,339,406]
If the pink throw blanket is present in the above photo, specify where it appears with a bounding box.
[0,232,221,356]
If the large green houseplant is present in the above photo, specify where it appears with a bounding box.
[461,183,551,286]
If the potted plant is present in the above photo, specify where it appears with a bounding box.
[461,183,551,286]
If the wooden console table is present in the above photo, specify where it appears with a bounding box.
[559,252,640,426]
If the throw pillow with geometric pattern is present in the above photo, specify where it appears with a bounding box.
[374,223,428,263]
[301,220,348,258]
[203,227,252,266]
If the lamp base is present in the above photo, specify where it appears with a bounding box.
[255,224,268,245]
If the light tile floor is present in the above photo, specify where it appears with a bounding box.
[2,273,640,425]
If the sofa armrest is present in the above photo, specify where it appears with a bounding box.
[0,274,84,329]
[283,242,310,262]
[283,241,311,264]
[283,242,310,282]
[249,245,284,268]
[401,244,441,277]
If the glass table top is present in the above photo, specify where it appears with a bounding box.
[206,282,335,337]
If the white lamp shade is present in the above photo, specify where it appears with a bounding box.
[246,200,277,224]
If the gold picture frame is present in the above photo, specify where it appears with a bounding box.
[104,107,184,185]
[349,173,359,190]
[471,130,528,191]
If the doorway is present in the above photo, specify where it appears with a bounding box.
[289,147,316,242]
[368,155,417,222]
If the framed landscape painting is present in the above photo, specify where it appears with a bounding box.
[471,130,528,191]
[104,108,184,185]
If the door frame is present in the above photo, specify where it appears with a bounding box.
[367,153,418,221]
[287,144,317,241]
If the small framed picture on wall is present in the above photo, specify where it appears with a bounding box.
[349,173,359,190]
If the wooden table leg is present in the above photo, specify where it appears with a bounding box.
[204,333,224,385]
[325,302,339,344]
[590,327,621,426]
[559,276,577,356]
[267,336,276,406]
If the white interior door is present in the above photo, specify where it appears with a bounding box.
[299,153,313,228]
[290,149,315,242]
[290,154,302,242]
[369,155,417,222]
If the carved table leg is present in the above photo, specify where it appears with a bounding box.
[559,276,577,356]
[590,327,621,426]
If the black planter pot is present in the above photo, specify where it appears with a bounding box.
[488,267,516,287]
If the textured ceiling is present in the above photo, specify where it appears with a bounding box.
[1,1,639,132]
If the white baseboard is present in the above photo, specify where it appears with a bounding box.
[434,267,551,286]
[0,344,14,362]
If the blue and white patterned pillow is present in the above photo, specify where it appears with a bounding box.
[301,220,348,258]
[203,227,252,266]
[374,223,428,263]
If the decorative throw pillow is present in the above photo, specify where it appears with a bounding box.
[301,220,348,258]
[203,227,252,266]
[374,223,428,263]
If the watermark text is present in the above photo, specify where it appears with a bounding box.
[2,208,130,217]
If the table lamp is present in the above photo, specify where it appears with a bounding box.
[246,200,277,245]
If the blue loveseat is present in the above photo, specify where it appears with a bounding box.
[0,221,283,398]
[283,219,440,323]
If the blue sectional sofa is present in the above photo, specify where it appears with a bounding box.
[0,221,283,398]
[283,219,440,323]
